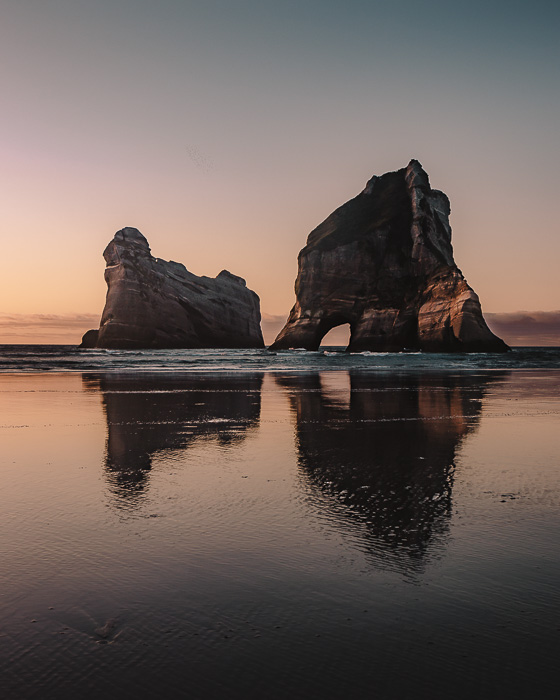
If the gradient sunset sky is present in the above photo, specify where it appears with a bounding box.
[1,0,558,343]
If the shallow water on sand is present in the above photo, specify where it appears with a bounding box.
[1,369,559,699]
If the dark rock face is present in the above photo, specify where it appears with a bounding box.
[270,160,508,352]
[79,329,99,348]
[81,227,264,349]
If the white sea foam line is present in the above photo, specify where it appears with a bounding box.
[106,419,253,426]
[0,369,515,375]
[99,389,262,394]
[300,414,482,424]
[297,410,560,423]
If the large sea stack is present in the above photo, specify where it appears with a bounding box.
[81,227,264,349]
[271,160,508,352]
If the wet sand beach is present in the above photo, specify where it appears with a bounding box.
[1,369,559,699]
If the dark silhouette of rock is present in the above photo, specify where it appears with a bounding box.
[82,373,263,508]
[81,227,264,349]
[271,160,508,352]
[79,329,99,348]
[275,371,507,571]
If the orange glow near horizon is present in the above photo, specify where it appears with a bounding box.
[0,1,558,341]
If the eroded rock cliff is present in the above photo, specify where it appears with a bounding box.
[270,160,508,352]
[81,228,264,349]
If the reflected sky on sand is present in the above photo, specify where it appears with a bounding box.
[1,369,559,699]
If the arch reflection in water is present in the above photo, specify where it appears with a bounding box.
[82,373,263,508]
[276,371,508,572]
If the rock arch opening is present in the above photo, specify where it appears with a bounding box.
[319,322,352,349]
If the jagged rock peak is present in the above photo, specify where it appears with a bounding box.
[115,226,150,245]
[270,161,508,353]
[81,228,264,349]
[112,226,150,250]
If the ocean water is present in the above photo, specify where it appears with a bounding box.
[0,347,559,699]
[0,344,559,372]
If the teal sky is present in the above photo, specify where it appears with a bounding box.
[1,0,558,340]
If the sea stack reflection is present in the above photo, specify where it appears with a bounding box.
[277,371,507,570]
[82,374,262,508]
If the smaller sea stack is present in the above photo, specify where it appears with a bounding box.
[81,227,264,349]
